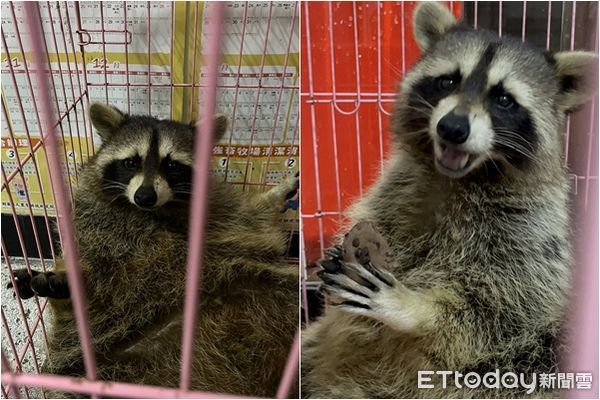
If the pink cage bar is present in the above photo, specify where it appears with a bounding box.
[1,1,299,398]
[301,1,598,397]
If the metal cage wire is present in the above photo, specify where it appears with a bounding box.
[1,1,299,398]
[300,1,598,397]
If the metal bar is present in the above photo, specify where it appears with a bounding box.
[22,1,98,381]
[147,1,152,114]
[564,1,577,166]
[189,1,199,120]
[54,2,85,171]
[63,1,92,162]
[304,0,325,258]
[222,1,249,183]
[124,1,131,114]
[275,331,299,399]
[74,2,95,153]
[242,3,274,190]
[84,82,298,89]
[0,373,247,399]
[178,2,224,391]
[521,1,527,41]
[44,1,79,184]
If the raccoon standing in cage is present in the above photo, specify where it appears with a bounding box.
[302,2,597,398]
[9,103,299,397]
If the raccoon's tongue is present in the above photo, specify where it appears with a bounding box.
[439,146,469,170]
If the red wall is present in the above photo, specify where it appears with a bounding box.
[301,1,462,264]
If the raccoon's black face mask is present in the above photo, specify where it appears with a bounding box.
[396,2,598,179]
[89,103,228,210]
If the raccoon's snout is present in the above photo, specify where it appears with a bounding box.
[437,113,469,144]
[134,186,158,208]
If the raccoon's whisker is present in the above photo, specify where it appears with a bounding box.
[413,94,435,110]
[494,138,537,162]
[400,104,433,115]
[382,57,404,79]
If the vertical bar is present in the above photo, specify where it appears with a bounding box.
[498,0,503,37]
[376,1,385,171]
[64,1,92,161]
[179,2,225,391]
[147,1,152,114]
[328,102,342,222]
[546,1,552,50]
[189,2,199,120]
[23,1,98,381]
[36,2,76,197]
[401,1,406,73]
[564,2,577,166]
[75,3,96,153]
[54,2,85,170]
[45,1,79,182]
[223,1,249,183]
[169,1,174,119]
[304,1,325,258]
[124,1,131,114]
[521,1,527,41]
[242,3,274,190]
[351,3,363,196]
[583,16,598,211]
[300,231,310,324]
[474,0,478,29]
[99,2,109,104]
[275,331,300,399]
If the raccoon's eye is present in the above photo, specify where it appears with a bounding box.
[496,94,516,110]
[437,76,458,91]
[167,160,186,172]
[122,157,140,170]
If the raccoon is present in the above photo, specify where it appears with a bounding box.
[301,3,597,398]
[9,103,299,397]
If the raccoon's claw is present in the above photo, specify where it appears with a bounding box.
[324,245,344,260]
[7,269,40,300]
[319,261,399,317]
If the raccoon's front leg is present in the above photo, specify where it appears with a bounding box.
[7,269,70,300]
[256,171,299,211]
[319,262,438,333]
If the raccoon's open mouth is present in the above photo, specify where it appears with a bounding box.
[434,143,474,178]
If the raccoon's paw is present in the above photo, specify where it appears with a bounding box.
[282,170,299,200]
[6,269,70,300]
[318,261,422,332]
[7,269,40,299]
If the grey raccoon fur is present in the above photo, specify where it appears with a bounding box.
[11,103,298,397]
[301,2,597,399]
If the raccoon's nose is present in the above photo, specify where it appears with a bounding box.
[437,113,470,144]
[134,186,157,208]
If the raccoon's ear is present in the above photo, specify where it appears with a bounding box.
[550,51,599,113]
[413,2,458,53]
[189,114,229,141]
[89,102,126,141]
